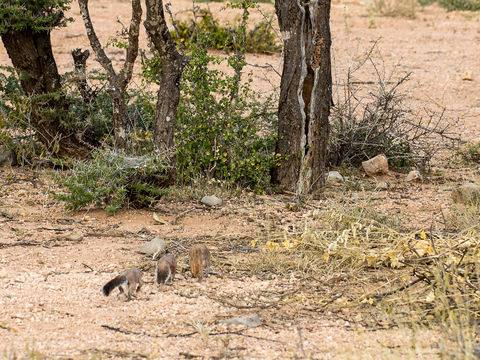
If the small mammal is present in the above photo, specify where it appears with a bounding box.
[189,244,210,282]
[102,267,142,301]
[156,253,177,284]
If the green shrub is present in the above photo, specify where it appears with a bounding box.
[456,141,480,164]
[63,69,157,153]
[174,45,278,191]
[437,0,480,10]
[171,9,280,54]
[0,66,50,165]
[56,151,171,212]
[0,0,72,34]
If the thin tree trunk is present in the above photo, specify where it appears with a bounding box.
[1,30,96,159]
[272,0,332,194]
[79,0,141,152]
[144,0,187,152]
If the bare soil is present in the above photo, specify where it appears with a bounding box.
[1,0,479,358]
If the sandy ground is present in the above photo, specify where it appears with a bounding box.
[0,169,442,359]
[1,0,479,358]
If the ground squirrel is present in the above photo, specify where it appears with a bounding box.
[155,253,177,284]
[189,244,210,282]
[102,267,142,301]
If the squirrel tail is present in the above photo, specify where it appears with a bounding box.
[103,275,126,296]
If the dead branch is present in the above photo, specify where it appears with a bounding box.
[101,324,161,338]
[0,240,39,248]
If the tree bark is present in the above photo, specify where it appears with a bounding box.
[1,30,96,159]
[71,48,97,104]
[272,0,332,194]
[144,0,188,152]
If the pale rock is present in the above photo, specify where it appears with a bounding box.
[326,171,344,185]
[64,233,84,242]
[0,269,8,278]
[201,195,222,207]
[406,170,422,182]
[219,313,262,328]
[138,237,166,255]
[451,183,480,205]
[362,154,389,176]
[376,181,389,190]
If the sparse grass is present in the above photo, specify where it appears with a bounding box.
[2,344,48,360]
[447,203,480,230]
[367,0,418,18]
[243,194,480,357]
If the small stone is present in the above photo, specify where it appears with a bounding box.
[219,313,262,328]
[326,171,344,185]
[461,71,474,81]
[406,170,422,182]
[138,237,167,255]
[0,269,8,278]
[201,195,222,207]
[362,154,389,176]
[65,233,84,242]
[377,181,388,190]
[451,183,480,205]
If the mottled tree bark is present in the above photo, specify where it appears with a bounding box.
[71,48,97,104]
[272,0,332,194]
[78,0,142,152]
[144,0,188,152]
[1,30,97,159]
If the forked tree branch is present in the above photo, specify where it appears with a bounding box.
[119,0,142,89]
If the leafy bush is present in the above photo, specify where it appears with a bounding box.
[171,9,280,54]
[57,151,171,212]
[0,0,72,34]
[0,66,50,165]
[174,45,278,191]
[437,0,480,10]
[63,68,157,153]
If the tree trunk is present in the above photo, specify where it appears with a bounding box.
[1,30,96,158]
[272,0,332,194]
[144,0,187,152]
[78,0,141,153]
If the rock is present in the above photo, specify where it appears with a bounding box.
[326,171,344,185]
[0,147,16,167]
[64,233,84,242]
[201,195,222,207]
[376,181,389,190]
[138,237,166,255]
[219,313,262,328]
[406,170,422,183]
[362,154,389,176]
[0,269,8,279]
[451,183,480,205]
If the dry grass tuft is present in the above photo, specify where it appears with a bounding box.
[367,0,419,18]
[244,197,480,357]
